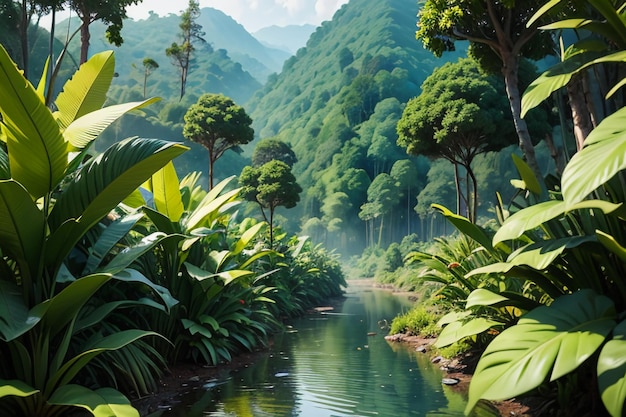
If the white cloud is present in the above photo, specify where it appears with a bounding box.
[39,0,349,32]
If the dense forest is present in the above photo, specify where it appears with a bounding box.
[0,0,565,257]
[4,0,626,416]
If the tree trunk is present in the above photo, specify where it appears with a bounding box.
[567,72,593,151]
[501,54,542,182]
[79,17,90,64]
[20,0,29,76]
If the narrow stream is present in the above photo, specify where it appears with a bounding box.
[148,283,466,416]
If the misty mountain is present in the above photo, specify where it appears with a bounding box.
[197,8,291,81]
[253,24,317,55]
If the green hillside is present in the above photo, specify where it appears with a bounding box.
[56,8,271,103]
[245,0,469,253]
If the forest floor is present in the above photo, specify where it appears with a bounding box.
[132,279,539,416]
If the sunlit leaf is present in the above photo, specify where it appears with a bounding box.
[598,320,626,417]
[466,290,615,413]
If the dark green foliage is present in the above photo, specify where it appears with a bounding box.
[252,138,297,168]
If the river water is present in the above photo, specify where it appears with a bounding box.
[148,282,466,416]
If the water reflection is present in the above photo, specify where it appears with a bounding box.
[148,283,466,416]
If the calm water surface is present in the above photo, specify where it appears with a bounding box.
[149,283,466,417]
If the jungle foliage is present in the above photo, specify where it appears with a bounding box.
[395,1,626,415]
[0,46,345,417]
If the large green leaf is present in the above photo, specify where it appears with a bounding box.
[46,329,162,396]
[466,290,616,413]
[598,320,626,417]
[42,274,111,337]
[0,281,46,342]
[97,232,168,274]
[432,204,493,251]
[46,138,187,264]
[0,44,67,199]
[48,385,138,417]
[0,180,44,281]
[148,161,184,222]
[435,317,501,348]
[0,379,38,399]
[64,98,160,150]
[185,187,240,231]
[521,50,621,117]
[54,51,115,130]
[83,212,143,274]
[493,199,622,244]
[506,236,595,270]
[0,145,9,179]
[562,107,626,206]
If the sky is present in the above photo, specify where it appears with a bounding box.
[43,0,350,33]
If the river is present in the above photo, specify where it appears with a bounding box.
[147,282,466,416]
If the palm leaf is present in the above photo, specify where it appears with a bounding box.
[64,98,160,150]
[0,180,44,283]
[562,107,626,206]
[0,44,67,199]
[466,290,616,413]
[46,137,187,264]
[147,161,184,222]
[54,51,115,130]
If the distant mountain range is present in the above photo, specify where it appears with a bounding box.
[55,7,315,103]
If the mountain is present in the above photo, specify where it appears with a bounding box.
[196,8,291,82]
[253,24,317,55]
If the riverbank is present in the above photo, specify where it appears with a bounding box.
[347,278,536,416]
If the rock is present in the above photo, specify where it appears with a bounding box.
[431,355,443,364]
[442,377,460,386]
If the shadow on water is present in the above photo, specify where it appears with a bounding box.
[148,283,466,416]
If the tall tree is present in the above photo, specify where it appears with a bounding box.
[397,58,528,222]
[239,160,302,248]
[141,57,158,99]
[183,93,253,189]
[69,0,142,64]
[416,0,556,181]
[166,0,205,99]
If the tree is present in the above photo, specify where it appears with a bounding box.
[416,0,556,181]
[252,137,297,168]
[141,57,158,99]
[183,93,254,189]
[359,173,400,247]
[69,0,143,64]
[397,58,523,222]
[166,0,206,99]
[239,160,302,247]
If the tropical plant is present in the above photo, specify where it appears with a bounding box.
[0,45,187,416]
[135,167,276,365]
[464,104,626,416]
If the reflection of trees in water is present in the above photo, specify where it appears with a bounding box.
[168,288,466,416]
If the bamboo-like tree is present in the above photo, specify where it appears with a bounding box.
[165,0,205,99]
[142,57,158,98]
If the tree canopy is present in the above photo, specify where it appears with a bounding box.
[416,0,556,181]
[397,58,518,221]
[239,160,302,247]
[183,93,253,188]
